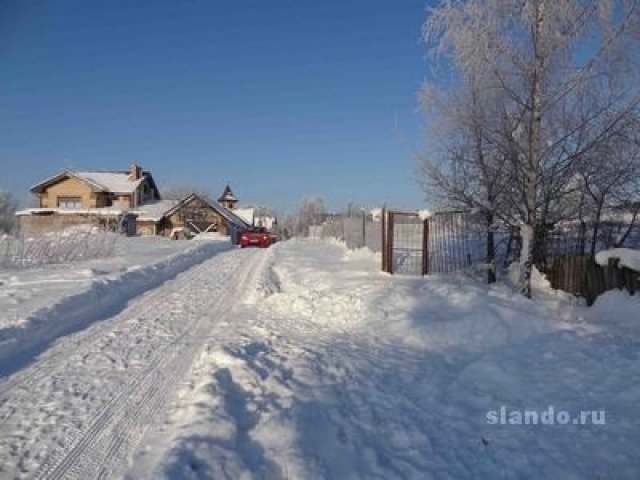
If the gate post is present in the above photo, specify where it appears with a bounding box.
[381,207,387,272]
[422,219,429,275]
[386,211,394,274]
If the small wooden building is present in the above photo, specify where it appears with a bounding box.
[135,193,249,237]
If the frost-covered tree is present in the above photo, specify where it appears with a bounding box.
[420,71,514,283]
[0,190,17,234]
[578,115,640,253]
[422,0,640,296]
[295,196,326,236]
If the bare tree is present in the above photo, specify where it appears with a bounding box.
[579,115,640,253]
[423,0,640,296]
[420,71,513,282]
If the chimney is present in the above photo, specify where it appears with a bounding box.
[129,163,142,181]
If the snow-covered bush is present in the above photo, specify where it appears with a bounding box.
[0,226,118,269]
[0,190,17,234]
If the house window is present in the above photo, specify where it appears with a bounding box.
[57,196,82,209]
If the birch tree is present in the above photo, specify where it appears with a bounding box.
[422,0,640,296]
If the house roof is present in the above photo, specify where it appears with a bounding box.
[203,196,250,228]
[133,199,180,222]
[74,171,146,194]
[135,193,250,228]
[218,184,238,203]
[30,168,155,195]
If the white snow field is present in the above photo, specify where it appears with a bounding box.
[0,238,639,479]
[0,235,232,375]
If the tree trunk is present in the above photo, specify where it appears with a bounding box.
[590,201,604,258]
[520,0,545,299]
[615,204,640,247]
[486,213,496,283]
[519,223,535,297]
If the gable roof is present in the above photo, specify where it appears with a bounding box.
[30,171,104,194]
[74,171,146,194]
[30,168,158,195]
[210,198,249,228]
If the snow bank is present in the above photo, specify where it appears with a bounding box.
[595,248,640,271]
[586,289,640,330]
[507,261,552,291]
[258,241,561,351]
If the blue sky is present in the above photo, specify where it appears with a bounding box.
[1,0,431,213]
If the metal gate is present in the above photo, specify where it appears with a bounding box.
[427,211,478,273]
[382,209,488,276]
[382,210,428,275]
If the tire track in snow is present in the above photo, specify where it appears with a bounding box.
[0,242,229,404]
[0,242,231,379]
[0,263,207,421]
[0,247,268,479]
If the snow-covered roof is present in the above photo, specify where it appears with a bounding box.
[74,172,146,194]
[210,199,249,228]
[133,199,180,222]
[30,168,154,195]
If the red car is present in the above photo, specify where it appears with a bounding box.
[239,228,271,248]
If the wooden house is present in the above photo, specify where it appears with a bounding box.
[135,193,249,237]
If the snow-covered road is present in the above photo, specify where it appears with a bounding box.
[1,240,639,479]
[0,247,268,479]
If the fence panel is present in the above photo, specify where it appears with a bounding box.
[425,212,517,274]
[380,210,517,277]
[533,224,640,303]
[389,212,425,275]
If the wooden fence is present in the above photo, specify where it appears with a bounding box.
[546,256,639,305]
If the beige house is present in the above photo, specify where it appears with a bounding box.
[30,163,159,209]
[18,164,160,236]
